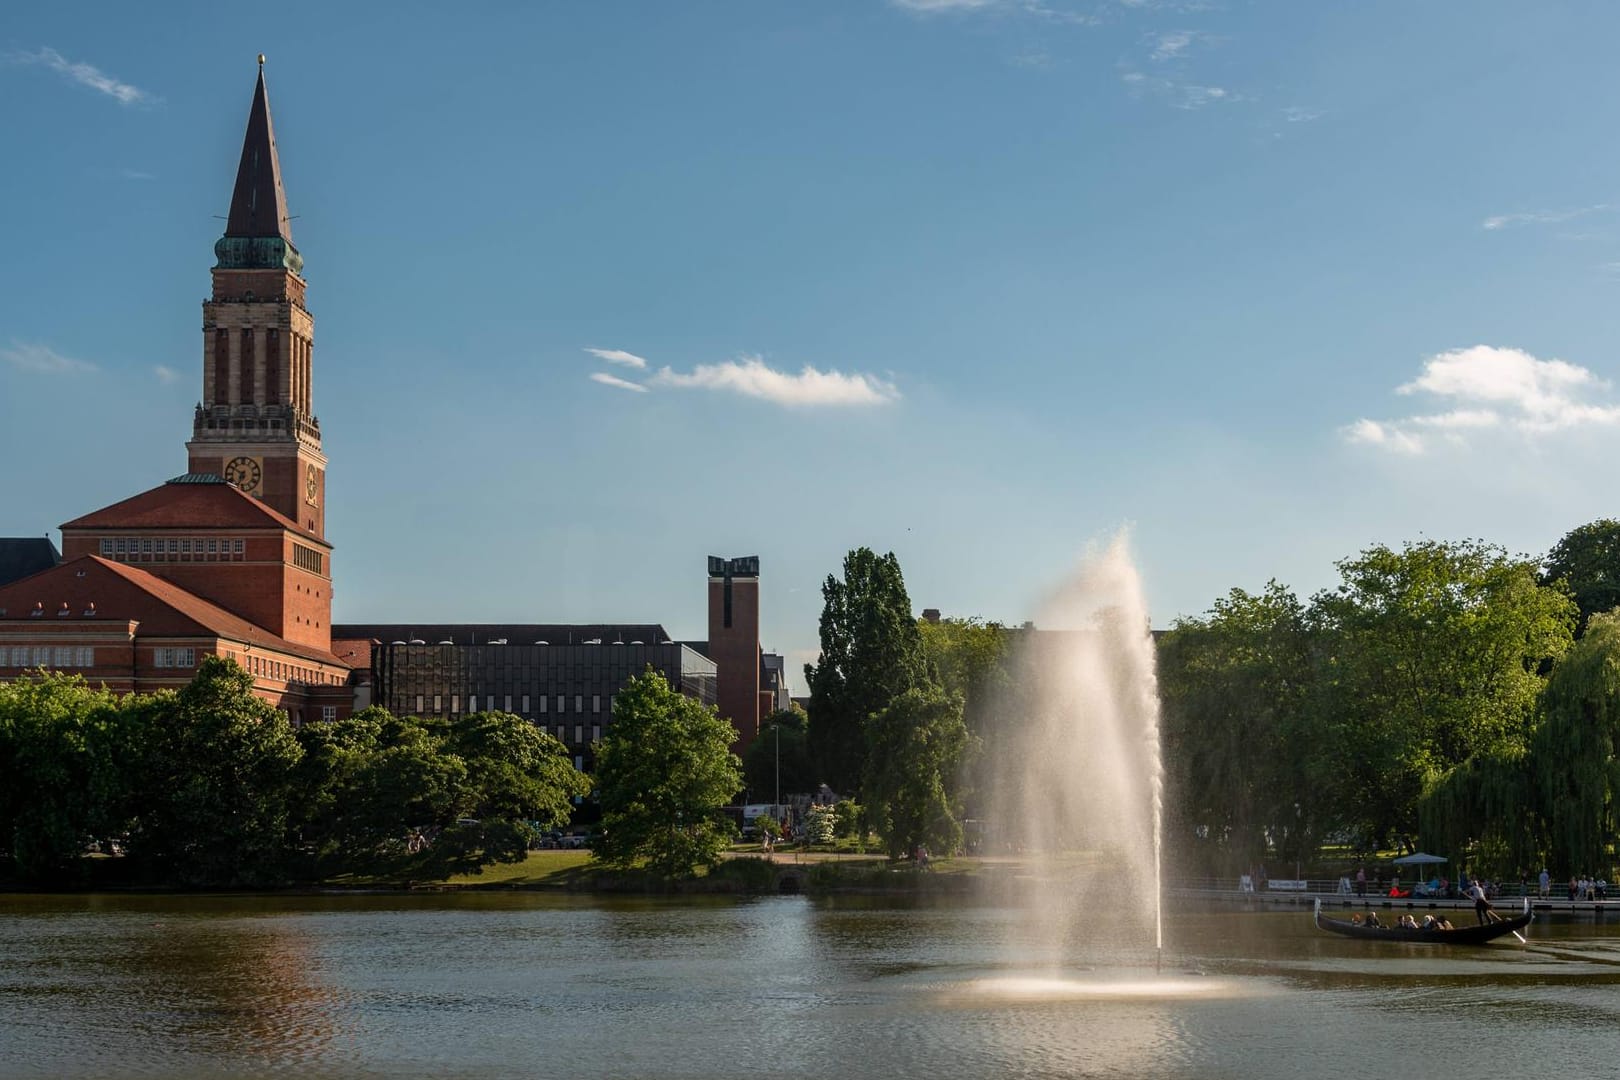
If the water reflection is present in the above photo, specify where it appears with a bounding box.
[3,896,1620,1078]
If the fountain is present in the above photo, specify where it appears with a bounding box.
[980,532,1166,971]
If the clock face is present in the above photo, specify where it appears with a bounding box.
[305,464,319,505]
[223,456,262,493]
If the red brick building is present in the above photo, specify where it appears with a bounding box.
[0,61,352,722]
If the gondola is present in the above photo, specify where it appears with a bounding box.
[1313,898,1532,944]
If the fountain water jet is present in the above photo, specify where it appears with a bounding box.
[982,532,1165,969]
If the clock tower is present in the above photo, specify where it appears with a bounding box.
[187,58,326,541]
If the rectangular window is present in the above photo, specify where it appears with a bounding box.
[233,539,244,555]
[574,695,583,713]
[538,696,547,714]
[322,706,337,722]
[557,695,565,714]
[76,647,93,667]
[574,725,584,745]
[11,646,27,665]
[169,540,179,553]
[592,725,600,743]
[451,695,460,713]
[416,694,424,714]
[504,695,513,712]
[33,646,50,665]
[54,647,74,667]
[592,695,601,714]
[100,539,114,556]
[115,539,127,554]
[153,648,195,669]
[181,539,191,553]
[522,694,530,713]
[141,539,152,554]
[433,695,442,713]
[468,695,478,713]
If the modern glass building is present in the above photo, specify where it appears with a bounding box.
[338,623,718,767]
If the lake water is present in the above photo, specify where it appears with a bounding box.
[2,892,1618,1078]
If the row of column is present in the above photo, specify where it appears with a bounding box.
[204,325,313,412]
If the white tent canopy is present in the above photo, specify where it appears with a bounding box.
[1392,852,1447,866]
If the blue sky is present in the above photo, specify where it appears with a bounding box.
[4,1,1619,681]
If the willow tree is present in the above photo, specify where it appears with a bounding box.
[1417,747,1535,877]
[1528,612,1620,876]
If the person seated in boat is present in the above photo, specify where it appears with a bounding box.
[1421,915,1438,930]
[1399,914,1420,929]
[1350,913,1364,926]
[1364,912,1384,928]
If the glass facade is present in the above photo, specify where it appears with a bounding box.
[373,641,718,765]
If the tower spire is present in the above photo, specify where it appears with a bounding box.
[216,59,300,272]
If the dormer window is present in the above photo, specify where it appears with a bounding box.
[57,603,71,617]
[83,603,96,617]
[30,603,44,618]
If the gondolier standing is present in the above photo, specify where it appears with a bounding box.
[1466,879,1497,925]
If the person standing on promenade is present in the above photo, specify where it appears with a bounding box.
[1539,868,1551,899]
[1356,865,1366,897]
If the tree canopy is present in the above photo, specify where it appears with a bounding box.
[863,684,971,860]
[1543,518,1620,636]
[741,706,815,803]
[804,547,927,796]
[592,669,743,878]
[0,660,589,887]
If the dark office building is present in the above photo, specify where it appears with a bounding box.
[335,622,718,767]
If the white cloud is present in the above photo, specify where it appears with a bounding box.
[1,341,96,375]
[154,365,181,384]
[890,0,1097,22]
[590,372,648,393]
[651,355,900,407]
[1482,204,1607,231]
[1149,30,1195,61]
[1282,106,1322,124]
[120,168,155,181]
[1120,68,1240,109]
[1345,345,1620,453]
[891,0,999,10]
[7,47,154,106]
[585,347,649,370]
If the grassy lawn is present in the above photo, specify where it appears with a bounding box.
[439,850,595,887]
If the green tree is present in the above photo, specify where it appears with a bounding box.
[863,684,971,860]
[741,706,816,802]
[1158,582,1322,869]
[296,707,588,879]
[1528,611,1620,876]
[0,672,130,881]
[295,708,469,876]
[1543,519,1620,637]
[1311,539,1575,849]
[129,657,304,887]
[593,669,743,878]
[805,548,928,796]
[917,616,1012,740]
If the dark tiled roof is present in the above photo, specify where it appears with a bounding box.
[0,538,60,588]
[333,623,674,646]
[225,67,294,244]
[0,556,345,667]
[61,477,323,541]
